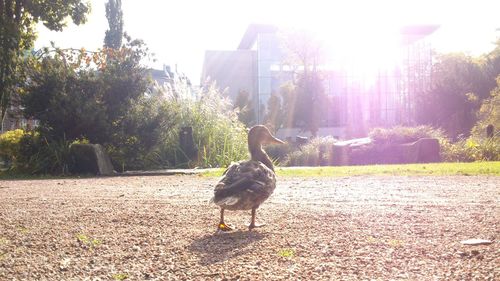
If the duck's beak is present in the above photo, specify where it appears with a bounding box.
[267,135,285,145]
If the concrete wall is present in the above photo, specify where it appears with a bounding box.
[201,50,257,101]
[276,127,347,141]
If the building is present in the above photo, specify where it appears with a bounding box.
[1,94,38,133]
[204,24,439,139]
[149,64,194,99]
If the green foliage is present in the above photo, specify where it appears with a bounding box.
[440,137,500,162]
[17,38,247,172]
[0,129,25,162]
[112,273,129,280]
[0,129,70,174]
[277,248,295,258]
[108,91,179,170]
[104,0,123,49]
[21,38,158,172]
[263,93,284,132]
[350,126,446,165]
[296,73,329,136]
[369,126,446,145]
[264,142,296,164]
[279,30,329,135]
[283,136,337,166]
[22,56,109,142]
[480,39,500,94]
[0,0,90,131]
[415,53,492,138]
[155,83,248,168]
[471,75,500,138]
[281,126,447,167]
[16,133,72,174]
[233,90,255,127]
[76,233,101,248]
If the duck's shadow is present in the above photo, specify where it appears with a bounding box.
[189,230,266,265]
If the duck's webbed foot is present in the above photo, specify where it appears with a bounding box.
[248,207,265,231]
[217,222,234,232]
[248,222,266,230]
[217,208,233,232]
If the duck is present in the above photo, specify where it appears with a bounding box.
[210,125,284,231]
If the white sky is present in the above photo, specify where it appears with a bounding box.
[35,0,499,83]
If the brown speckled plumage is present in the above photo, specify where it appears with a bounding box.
[213,160,276,210]
[211,125,284,231]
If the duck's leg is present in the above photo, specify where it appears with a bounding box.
[218,208,233,231]
[248,207,265,230]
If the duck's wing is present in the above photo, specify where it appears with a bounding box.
[211,161,275,207]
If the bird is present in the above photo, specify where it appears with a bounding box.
[210,125,284,231]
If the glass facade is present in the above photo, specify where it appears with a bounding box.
[256,33,283,123]
[248,26,434,135]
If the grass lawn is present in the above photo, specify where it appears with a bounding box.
[201,161,500,177]
[1,162,499,179]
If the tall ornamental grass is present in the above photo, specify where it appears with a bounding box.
[153,83,248,168]
[283,136,337,166]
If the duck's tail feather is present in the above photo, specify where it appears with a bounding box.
[211,196,239,206]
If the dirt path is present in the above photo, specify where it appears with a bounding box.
[0,175,498,280]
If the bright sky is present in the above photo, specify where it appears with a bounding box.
[35,0,499,84]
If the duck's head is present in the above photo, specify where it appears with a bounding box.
[248,125,284,147]
[248,125,284,171]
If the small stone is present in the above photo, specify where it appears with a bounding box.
[457,251,468,257]
[460,239,493,246]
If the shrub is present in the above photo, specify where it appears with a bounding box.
[107,91,180,171]
[471,75,500,139]
[347,126,447,165]
[22,41,248,172]
[283,136,337,166]
[265,142,296,165]
[22,39,153,171]
[0,129,72,174]
[441,137,500,162]
[0,129,25,165]
[16,133,73,174]
[369,125,446,145]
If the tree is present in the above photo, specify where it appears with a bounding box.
[471,75,500,138]
[279,29,328,136]
[22,37,151,144]
[263,92,284,133]
[280,29,325,76]
[0,0,90,132]
[481,38,500,91]
[415,53,486,138]
[233,90,255,127]
[104,0,123,49]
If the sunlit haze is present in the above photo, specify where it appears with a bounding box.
[35,0,500,83]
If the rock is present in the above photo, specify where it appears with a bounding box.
[332,144,350,166]
[69,144,115,176]
[460,239,493,246]
[399,138,441,163]
[332,137,372,166]
[296,136,309,146]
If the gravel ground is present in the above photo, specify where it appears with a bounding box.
[0,174,498,280]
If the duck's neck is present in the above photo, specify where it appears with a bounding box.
[249,144,274,172]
